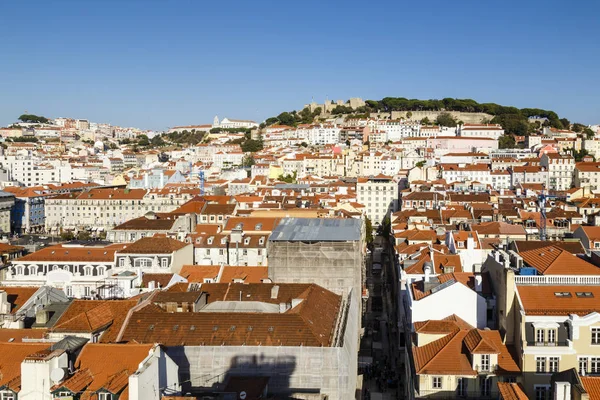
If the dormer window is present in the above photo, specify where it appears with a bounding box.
[207,237,213,245]
[221,238,227,245]
[244,237,250,245]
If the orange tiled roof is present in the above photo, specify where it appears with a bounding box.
[118,237,189,254]
[518,285,600,316]
[412,328,520,376]
[519,245,600,275]
[497,382,529,400]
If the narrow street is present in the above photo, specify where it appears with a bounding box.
[359,235,401,399]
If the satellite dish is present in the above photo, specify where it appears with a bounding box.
[239,391,247,400]
[50,368,65,383]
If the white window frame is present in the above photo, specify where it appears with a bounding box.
[548,357,559,373]
[536,357,546,373]
[481,354,490,371]
[592,327,600,345]
[432,376,442,389]
[161,258,168,268]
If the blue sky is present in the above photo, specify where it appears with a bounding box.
[0,0,598,130]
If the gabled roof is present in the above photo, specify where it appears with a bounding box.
[0,343,54,392]
[519,245,600,275]
[59,344,154,398]
[117,237,188,254]
[412,328,519,376]
[413,314,474,334]
[51,300,138,342]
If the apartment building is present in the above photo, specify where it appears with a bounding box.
[510,165,549,188]
[307,124,341,145]
[575,162,600,190]
[459,123,505,140]
[0,191,14,234]
[45,187,193,231]
[357,174,399,225]
[541,153,575,191]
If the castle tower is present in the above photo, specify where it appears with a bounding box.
[212,115,220,128]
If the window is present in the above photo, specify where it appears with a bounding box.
[0,391,15,400]
[119,258,124,267]
[535,386,549,400]
[84,286,91,297]
[592,357,600,374]
[98,393,112,400]
[161,258,168,268]
[480,378,491,397]
[134,258,152,268]
[66,286,72,297]
[592,328,600,344]
[477,354,489,372]
[432,376,442,389]
[84,266,93,276]
[536,329,545,344]
[549,357,559,373]
[548,329,556,345]
[536,357,546,373]
[457,377,467,397]
[580,358,589,375]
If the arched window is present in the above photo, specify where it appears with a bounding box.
[15,266,23,275]
[28,266,36,276]
[97,266,106,276]
[83,266,93,276]
[134,258,152,268]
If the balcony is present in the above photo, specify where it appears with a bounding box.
[475,364,498,374]
[527,341,569,347]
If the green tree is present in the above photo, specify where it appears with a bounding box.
[278,172,296,183]
[584,128,595,139]
[300,142,308,148]
[137,135,149,146]
[151,135,166,147]
[421,117,431,125]
[241,139,263,152]
[572,123,586,133]
[415,160,426,167]
[364,216,374,245]
[242,154,255,167]
[276,112,296,126]
[498,135,516,149]
[436,112,457,127]
[406,111,412,119]
[18,114,49,124]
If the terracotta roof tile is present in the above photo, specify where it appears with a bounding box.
[497,382,529,400]
[517,285,600,316]
[118,237,189,254]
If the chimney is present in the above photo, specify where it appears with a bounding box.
[35,309,50,325]
[0,291,9,314]
[424,262,432,283]
[271,285,279,299]
[553,382,571,400]
[474,275,483,292]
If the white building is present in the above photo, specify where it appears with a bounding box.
[213,116,258,129]
[357,175,399,225]
[540,153,575,191]
[459,123,504,140]
[307,124,341,145]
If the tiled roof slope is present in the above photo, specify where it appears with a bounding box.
[519,245,600,275]
[120,283,341,347]
[118,237,188,254]
[412,327,519,376]
[51,300,138,342]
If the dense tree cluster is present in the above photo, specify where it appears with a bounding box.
[18,114,49,124]
[164,130,205,145]
[263,107,322,128]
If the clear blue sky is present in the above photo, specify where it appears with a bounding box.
[0,0,598,130]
